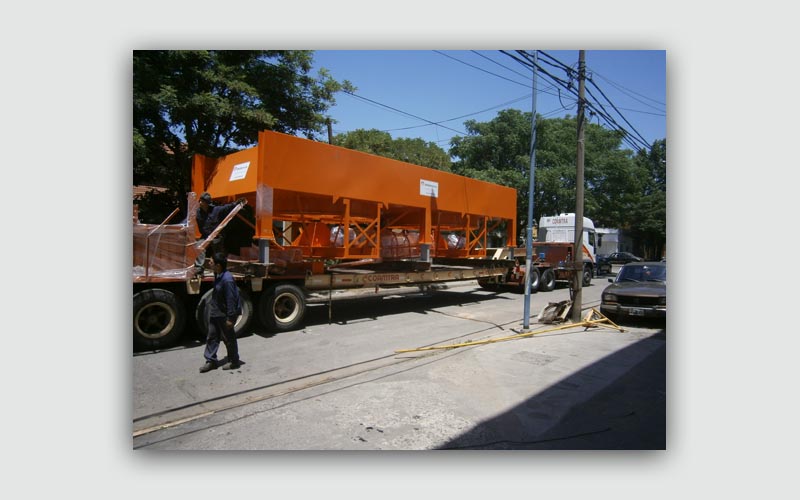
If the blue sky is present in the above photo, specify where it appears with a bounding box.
[311,50,665,154]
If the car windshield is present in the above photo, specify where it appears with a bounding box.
[617,265,666,283]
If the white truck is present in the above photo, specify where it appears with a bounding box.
[534,213,598,287]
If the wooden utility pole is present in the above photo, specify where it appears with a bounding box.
[327,118,334,144]
[571,50,586,323]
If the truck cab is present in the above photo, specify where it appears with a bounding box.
[536,213,597,264]
[534,213,597,287]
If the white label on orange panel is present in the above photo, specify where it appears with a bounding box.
[420,179,439,198]
[230,161,250,181]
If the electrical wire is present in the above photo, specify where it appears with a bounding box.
[342,90,468,136]
[470,50,533,80]
[592,70,665,109]
[436,50,565,100]
[382,94,530,132]
[505,50,655,152]
[434,50,531,88]
[585,78,652,150]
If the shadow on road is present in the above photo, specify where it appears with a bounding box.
[133,286,515,355]
[437,333,666,450]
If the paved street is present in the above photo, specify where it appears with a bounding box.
[133,272,665,450]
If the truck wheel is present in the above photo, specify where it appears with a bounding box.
[259,283,306,332]
[539,269,556,292]
[526,268,540,293]
[133,289,186,349]
[477,278,499,291]
[195,287,254,339]
[582,265,593,287]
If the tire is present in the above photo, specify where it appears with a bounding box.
[258,283,306,332]
[582,265,593,287]
[133,289,186,349]
[539,269,556,292]
[195,286,255,339]
[477,277,499,291]
[526,267,540,293]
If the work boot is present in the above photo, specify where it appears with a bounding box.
[199,361,218,373]
[222,360,242,370]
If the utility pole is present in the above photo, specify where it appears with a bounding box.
[327,118,334,144]
[571,50,586,323]
[522,50,539,331]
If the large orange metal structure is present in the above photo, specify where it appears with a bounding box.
[191,131,517,265]
[134,131,520,350]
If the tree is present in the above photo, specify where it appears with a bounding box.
[133,50,353,222]
[449,109,533,237]
[629,139,667,259]
[333,129,451,171]
[450,109,646,239]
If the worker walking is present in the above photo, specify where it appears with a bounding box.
[194,192,246,276]
[199,253,244,373]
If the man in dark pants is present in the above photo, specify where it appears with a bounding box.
[194,193,246,277]
[199,253,243,373]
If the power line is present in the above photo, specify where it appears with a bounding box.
[592,70,665,109]
[383,94,530,132]
[507,50,655,151]
[585,77,652,150]
[538,50,658,149]
[534,52,648,151]
[506,50,575,89]
[433,50,531,88]
[342,90,468,136]
[435,50,564,99]
[615,106,665,117]
[343,50,577,143]
[470,50,535,81]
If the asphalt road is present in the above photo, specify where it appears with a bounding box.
[132,270,665,450]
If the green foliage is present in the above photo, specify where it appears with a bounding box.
[450,109,664,253]
[629,139,667,259]
[133,50,352,222]
[134,189,185,226]
[333,129,451,171]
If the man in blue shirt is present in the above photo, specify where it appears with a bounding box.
[193,192,245,276]
[200,253,243,372]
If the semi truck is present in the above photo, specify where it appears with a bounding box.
[534,213,598,288]
[477,213,598,293]
[133,131,519,349]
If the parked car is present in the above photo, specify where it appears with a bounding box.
[596,254,613,276]
[600,261,666,321]
[606,251,643,264]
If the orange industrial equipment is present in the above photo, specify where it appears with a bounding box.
[192,130,517,263]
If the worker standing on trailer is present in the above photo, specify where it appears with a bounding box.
[200,253,243,373]
[193,192,245,276]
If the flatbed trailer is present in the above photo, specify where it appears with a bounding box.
[133,131,517,349]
